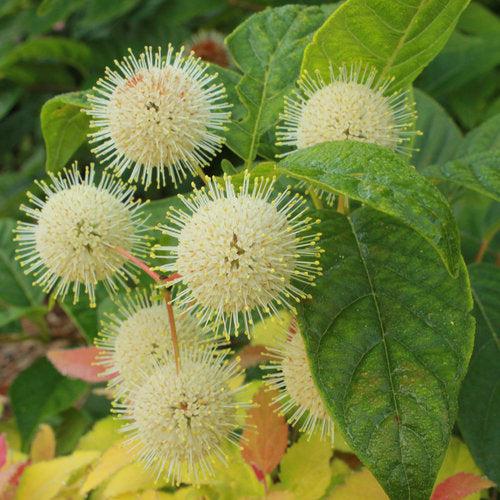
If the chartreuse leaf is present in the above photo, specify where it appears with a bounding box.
[224,4,335,166]
[412,89,462,170]
[328,469,388,500]
[278,141,461,276]
[299,208,474,499]
[458,264,500,485]
[40,91,91,173]
[279,433,332,500]
[422,151,500,201]
[9,358,88,450]
[16,450,99,500]
[302,0,470,90]
[76,416,123,452]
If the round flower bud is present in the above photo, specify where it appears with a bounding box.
[154,173,322,337]
[115,347,248,484]
[95,287,215,398]
[15,165,148,306]
[185,30,231,68]
[86,45,231,188]
[264,323,334,443]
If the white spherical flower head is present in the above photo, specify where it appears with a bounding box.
[87,45,231,188]
[155,173,322,337]
[95,288,214,397]
[15,165,148,306]
[264,324,334,443]
[277,64,416,155]
[115,347,248,484]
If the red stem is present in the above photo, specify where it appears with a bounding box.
[113,246,181,373]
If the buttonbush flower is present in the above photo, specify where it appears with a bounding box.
[264,322,334,443]
[86,45,230,188]
[277,64,416,155]
[115,346,248,484]
[154,173,322,337]
[95,287,214,398]
[15,165,148,306]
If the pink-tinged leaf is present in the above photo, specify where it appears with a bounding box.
[0,434,6,468]
[0,461,28,495]
[241,388,288,475]
[250,463,266,484]
[432,472,495,500]
[47,347,114,383]
[238,345,268,369]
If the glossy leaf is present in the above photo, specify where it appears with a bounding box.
[302,0,469,90]
[9,357,88,449]
[458,264,500,485]
[241,387,288,475]
[40,91,91,173]
[412,89,462,170]
[225,4,334,165]
[299,208,474,499]
[423,151,500,201]
[278,141,461,276]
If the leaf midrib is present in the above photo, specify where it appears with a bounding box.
[347,217,412,497]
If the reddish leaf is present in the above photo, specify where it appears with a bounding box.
[47,347,114,383]
[432,472,495,500]
[238,345,268,369]
[241,387,288,475]
[0,434,6,468]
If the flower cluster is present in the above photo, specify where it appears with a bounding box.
[14,41,420,483]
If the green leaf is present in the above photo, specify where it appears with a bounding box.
[458,263,500,485]
[423,151,500,201]
[302,0,470,90]
[40,91,91,173]
[0,305,46,329]
[412,89,462,170]
[299,207,474,499]
[225,4,335,165]
[0,36,92,76]
[9,357,88,450]
[457,113,500,157]
[0,218,44,307]
[278,141,461,276]
[0,84,22,120]
[417,3,500,97]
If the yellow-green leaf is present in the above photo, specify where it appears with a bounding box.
[16,450,99,500]
[30,424,56,462]
[80,441,134,495]
[328,469,388,500]
[76,416,123,452]
[279,434,332,500]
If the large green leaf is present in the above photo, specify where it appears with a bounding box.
[9,357,88,450]
[278,141,461,276]
[417,3,500,97]
[412,89,462,170]
[459,264,500,485]
[423,151,500,201]
[0,218,44,307]
[300,208,474,499]
[302,0,470,90]
[40,91,91,173]
[224,4,335,166]
[457,113,500,157]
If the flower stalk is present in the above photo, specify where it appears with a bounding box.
[113,246,181,373]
